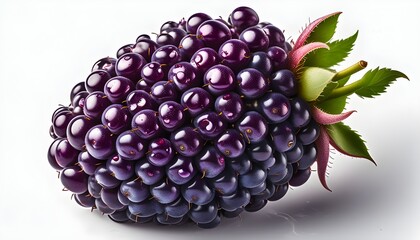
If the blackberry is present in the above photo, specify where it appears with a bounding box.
[48,6,407,229]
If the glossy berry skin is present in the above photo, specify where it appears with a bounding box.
[115,53,147,81]
[135,79,153,92]
[60,165,89,194]
[52,110,74,138]
[85,70,111,93]
[268,184,288,202]
[164,197,189,218]
[160,21,179,33]
[237,68,269,99]
[165,28,187,46]
[181,87,213,117]
[229,154,252,175]
[120,178,150,203]
[131,109,161,140]
[186,12,212,34]
[270,69,297,97]
[239,165,267,188]
[135,161,164,185]
[168,62,199,91]
[289,97,311,128]
[104,76,135,104]
[116,44,134,58]
[259,92,291,123]
[167,155,196,185]
[239,26,269,52]
[211,167,238,195]
[101,104,131,134]
[136,34,150,41]
[55,139,79,168]
[151,45,182,73]
[106,155,134,181]
[271,121,296,153]
[189,201,218,224]
[237,111,268,143]
[49,125,58,139]
[196,20,232,50]
[190,47,220,75]
[147,138,174,167]
[171,127,204,157]
[248,51,273,77]
[78,151,102,175]
[262,25,285,48]
[219,39,251,72]
[47,138,64,170]
[66,115,96,150]
[181,177,215,205]
[125,90,156,115]
[219,188,251,211]
[115,130,147,161]
[95,198,115,214]
[101,187,125,210]
[195,146,226,178]
[298,120,320,145]
[151,180,180,204]
[91,57,117,77]
[87,175,103,198]
[128,199,163,218]
[193,111,227,140]
[179,35,205,61]
[71,91,88,109]
[70,82,87,103]
[203,64,236,95]
[289,168,311,187]
[285,142,304,164]
[132,39,158,62]
[267,46,287,71]
[158,101,185,131]
[298,144,317,170]
[140,62,165,84]
[51,106,69,123]
[85,125,116,160]
[156,33,176,46]
[75,193,96,208]
[214,92,244,122]
[150,81,178,104]
[230,6,259,33]
[83,91,111,119]
[216,129,245,158]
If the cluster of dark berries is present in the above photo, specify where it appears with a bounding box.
[48,6,320,228]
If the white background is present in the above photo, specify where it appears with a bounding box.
[0,0,419,239]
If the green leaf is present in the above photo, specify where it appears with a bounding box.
[305,31,358,68]
[316,96,347,114]
[355,68,409,98]
[306,13,340,44]
[326,122,374,162]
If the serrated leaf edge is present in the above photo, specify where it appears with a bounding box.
[293,12,342,50]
